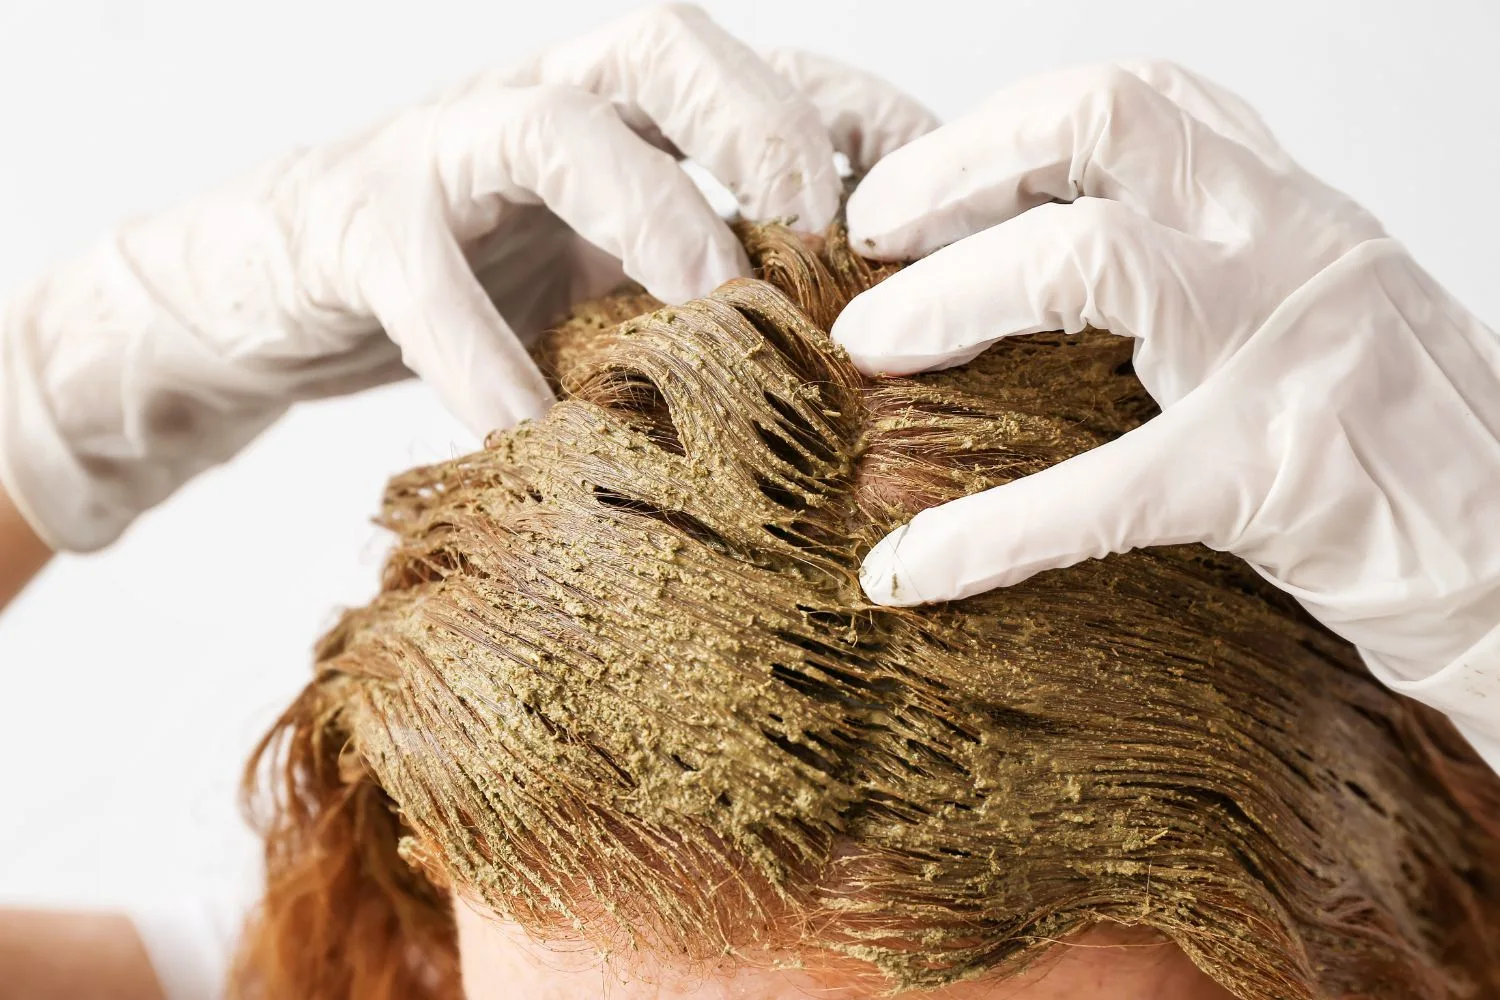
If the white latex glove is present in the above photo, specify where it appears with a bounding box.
[832,62,1500,764]
[0,3,937,554]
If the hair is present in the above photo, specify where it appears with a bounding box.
[230,221,1500,1000]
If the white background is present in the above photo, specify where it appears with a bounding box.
[2,0,1497,917]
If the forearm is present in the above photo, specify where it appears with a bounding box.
[0,908,165,1000]
[0,481,51,611]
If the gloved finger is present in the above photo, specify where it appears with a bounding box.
[468,221,630,344]
[859,398,1249,606]
[361,203,555,436]
[832,199,1223,392]
[1115,59,1291,170]
[433,84,749,305]
[846,62,1270,260]
[514,3,840,229]
[280,335,414,401]
[761,48,940,172]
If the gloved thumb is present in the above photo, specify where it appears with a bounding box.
[859,401,1246,606]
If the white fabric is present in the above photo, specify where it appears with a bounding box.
[0,3,937,553]
[129,892,247,1000]
[835,62,1500,759]
[1364,620,1500,773]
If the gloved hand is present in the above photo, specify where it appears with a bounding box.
[832,61,1500,763]
[0,3,937,554]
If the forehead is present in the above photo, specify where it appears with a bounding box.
[451,896,1232,1000]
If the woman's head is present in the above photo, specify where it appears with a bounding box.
[232,223,1500,999]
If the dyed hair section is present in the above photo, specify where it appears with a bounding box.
[232,223,1500,1000]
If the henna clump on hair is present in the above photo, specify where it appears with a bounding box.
[230,221,1500,1000]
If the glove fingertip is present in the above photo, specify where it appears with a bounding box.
[636,232,750,303]
[845,179,922,261]
[828,292,886,374]
[830,280,944,377]
[737,152,842,233]
[792,169,843,232]
[457,380,555,441]
[859,524,930,607]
